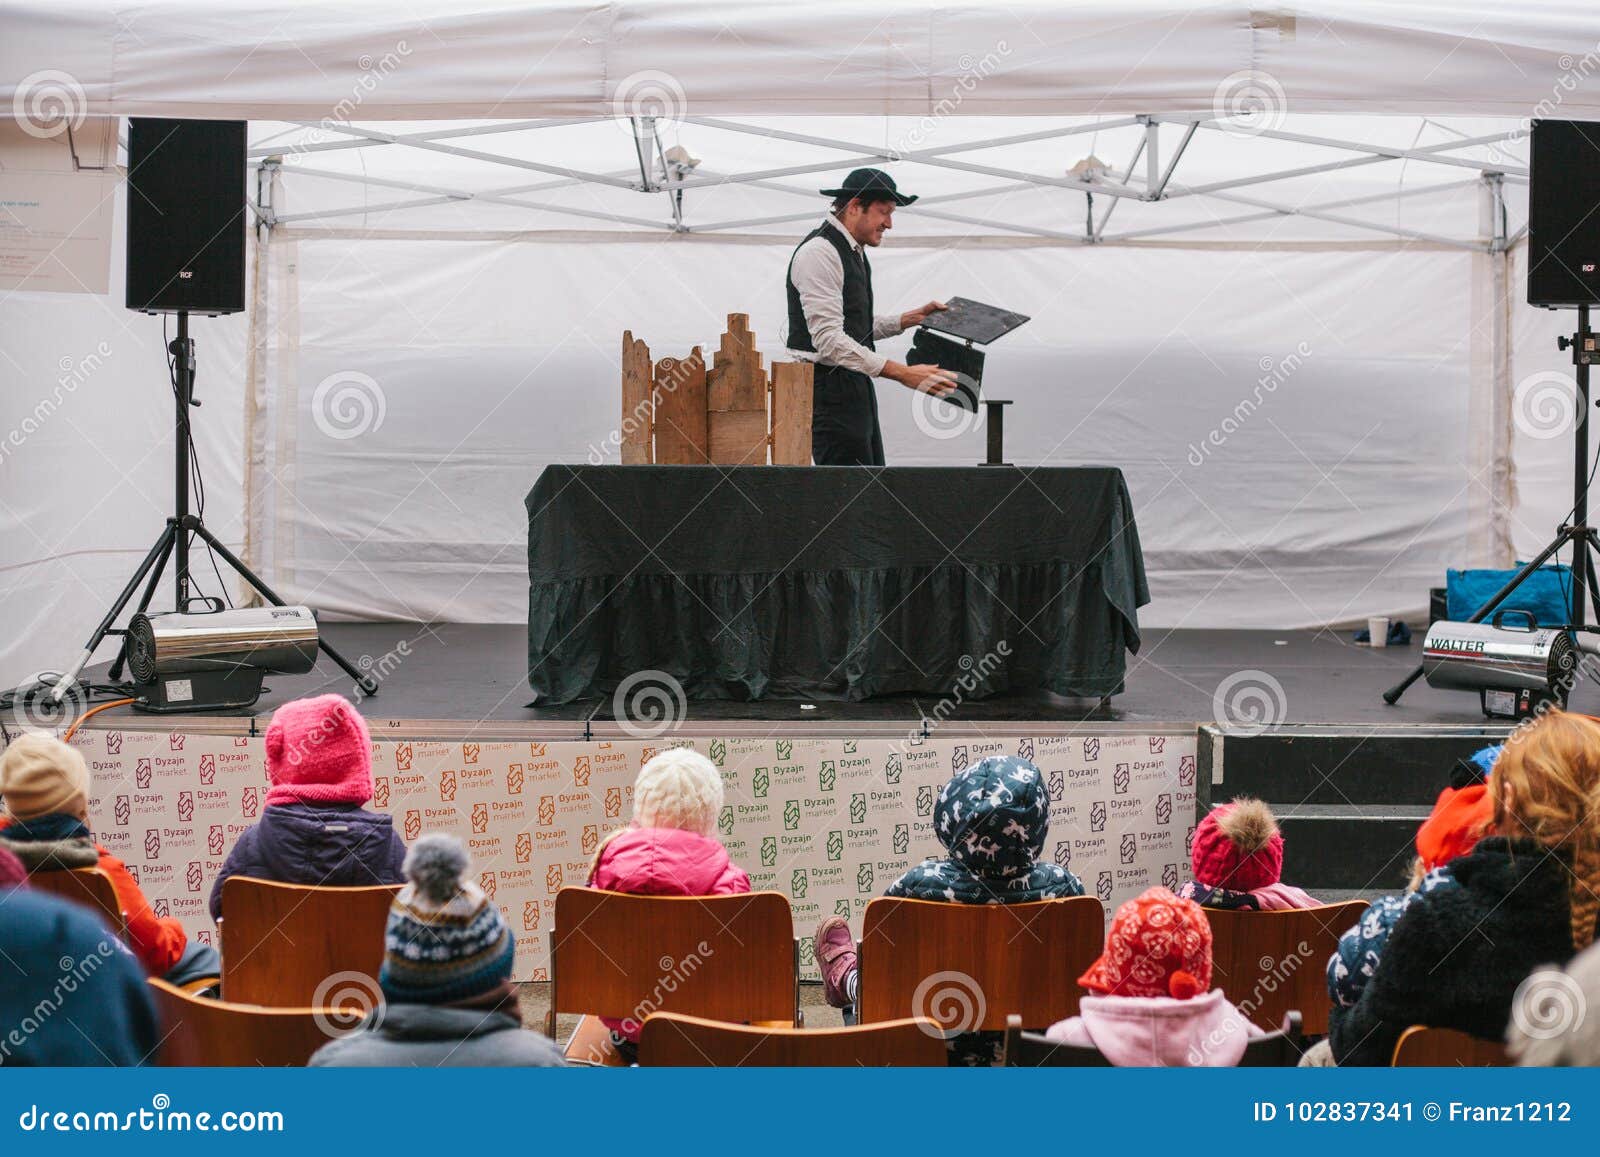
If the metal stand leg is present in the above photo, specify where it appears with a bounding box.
[188,521,377,694]
[51,523,177,700]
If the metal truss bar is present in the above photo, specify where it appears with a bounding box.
[912,207,1088,242]
[267,164,668,230]
[681,116,1147,199]
[274,195,464,224]
[1151,121,1197,200]
[1190,121,1529,176]
[286,121,642,189]
[1103,210,1284,242]
[248,118,588,159]
[1093,135,1149,240]
[1161,182,1485,249]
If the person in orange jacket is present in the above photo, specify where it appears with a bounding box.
[0,731,219,985]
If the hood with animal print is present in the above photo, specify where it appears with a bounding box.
[886,757,1083,904]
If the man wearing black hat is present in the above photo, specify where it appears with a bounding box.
[786,168,958,465]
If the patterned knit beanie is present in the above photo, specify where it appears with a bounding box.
[1190,797,1283,892]
[379,834,515,1004]
[1079,887,1213,999]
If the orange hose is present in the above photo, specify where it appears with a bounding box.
[64,698,136,742]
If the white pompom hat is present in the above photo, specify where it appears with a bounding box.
[633,747,724,836]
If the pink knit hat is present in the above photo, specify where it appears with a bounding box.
[264,694,373,807]
[1190,798,1284,892]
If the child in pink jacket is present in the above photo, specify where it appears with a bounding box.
[586,747,750,1056]
[1179,797,1318,911]
[1045,886,1263,1066]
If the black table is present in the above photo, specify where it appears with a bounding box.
[525,465,1148,704]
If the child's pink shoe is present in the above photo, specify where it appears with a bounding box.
[813,916,857,1008]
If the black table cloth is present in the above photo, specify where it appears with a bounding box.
[525,465,1148,704]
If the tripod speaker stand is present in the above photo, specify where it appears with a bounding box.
[1386,304,1600,705]
[49,312,377,706]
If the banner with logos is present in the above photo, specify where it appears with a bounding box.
[62,727,1198,980]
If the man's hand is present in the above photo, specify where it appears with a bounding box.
[885,361,959,397]
[899,300,948,330]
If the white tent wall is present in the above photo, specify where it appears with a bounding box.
[0,180,251,687]
[244,226,1504,632]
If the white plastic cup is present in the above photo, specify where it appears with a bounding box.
[1368,616,1391,648]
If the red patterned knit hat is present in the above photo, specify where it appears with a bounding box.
[1079,887,1213,999]
[264,694,374,807]
[1190,797,1283,892]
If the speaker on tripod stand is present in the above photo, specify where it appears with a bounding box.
[1387,119,1600,710]
[46,118,375,713]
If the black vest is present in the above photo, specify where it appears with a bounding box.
[786,220,874,358]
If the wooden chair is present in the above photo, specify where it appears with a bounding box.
[1391,1025,1509,1066]
[638,1012,946,1066]
[27,867,127,938]
[1204,901,1367,1036]
[148,978,358,1066]
[219,877,399,1006]
[857,895,1105,1032]
[1003,1011,1305,1067]
[547,888,798,1065]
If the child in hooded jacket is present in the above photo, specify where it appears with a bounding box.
[210,694,407,920]
[813,755,1083,1064]
[1045,886,1264,1066]
[586,747,750,1054]
[0,732,219,984]
[1179,797,1317,910]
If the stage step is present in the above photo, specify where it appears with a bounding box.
[1196,725,1510,895]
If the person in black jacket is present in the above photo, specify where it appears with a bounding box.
[1329,710,1600,1065]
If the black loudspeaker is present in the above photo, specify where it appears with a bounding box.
[1528,119,1600,309]
[125,118,247,314]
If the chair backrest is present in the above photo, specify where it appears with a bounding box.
[858,895,1105,1031]
[1391,1025,1510,1066]
[549,888,798,1032]
[638,1012,947,1067]
[1002,1011,1305,1067]
[1203,900,1368,1036]
[219,876,400,1006]
[28,867,126,939]
[148,978,355,1066]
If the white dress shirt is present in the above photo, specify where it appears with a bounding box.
[786,215,905,378]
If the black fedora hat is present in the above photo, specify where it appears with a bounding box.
[819,167,917,206]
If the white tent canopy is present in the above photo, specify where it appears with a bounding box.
[8,1,1600,120]
[2,1,1598,687]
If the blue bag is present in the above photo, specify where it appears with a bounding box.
[1445,564,1573,626]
